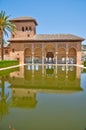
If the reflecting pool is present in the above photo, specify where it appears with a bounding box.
[0,65,86,130]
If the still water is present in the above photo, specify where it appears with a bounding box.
[0,65,86,130]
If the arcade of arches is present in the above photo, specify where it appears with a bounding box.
[24,43,77,64]
[8,16,84,65]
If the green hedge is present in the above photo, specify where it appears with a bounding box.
[84,60,86,67]
[0,60,19,68]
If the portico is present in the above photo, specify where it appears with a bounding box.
[8,16,84,65]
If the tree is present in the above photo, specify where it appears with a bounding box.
[0,10,16,60]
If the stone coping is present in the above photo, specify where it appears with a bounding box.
[0,64,25,71]
[0,63,86,71]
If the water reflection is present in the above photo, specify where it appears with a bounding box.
[11,88,37,108]
[0,65,86,130]
[0,65,83,110]
[0,76,9,120]
[0,65,82,111]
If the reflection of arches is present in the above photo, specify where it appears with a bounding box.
[68,69,76,81]
[34,48,42,63]
[68,48,76,64]
[58,67,66,81]
[24,48,32,63]
[58,48,66,64]
[46,68,54,76]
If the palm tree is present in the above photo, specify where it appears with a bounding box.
[0,10,16,60]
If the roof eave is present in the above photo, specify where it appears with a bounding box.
[8,39,84,42]
[9,19,38,25]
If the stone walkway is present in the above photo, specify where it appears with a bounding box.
[0,64,25,71]
[0,63,86,71]
[75,64,86,69]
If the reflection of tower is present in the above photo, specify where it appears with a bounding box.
[0,76,9,119]
[19,65,24,78]
[10,65,24,78]
[12,88,37,108]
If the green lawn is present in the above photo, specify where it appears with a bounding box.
[0,60,19,68]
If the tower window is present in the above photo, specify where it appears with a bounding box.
[12,49,15,52]
[29,26,32,31]
[5,50,9,54]
[22,27,24,31]
[27,34,30,37]
[12,34,15,38]
[34,27,36,34]
[26,27,28,31]
[17,58,20,60]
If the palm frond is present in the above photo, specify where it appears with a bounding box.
[0,10,16,60]
[0,10,16,34]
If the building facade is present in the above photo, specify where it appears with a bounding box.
[82,45,86,61]
[8,17,84,64]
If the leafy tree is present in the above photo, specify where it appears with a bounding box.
[0,10,16,60]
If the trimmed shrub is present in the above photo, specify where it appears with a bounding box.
[84,60,86,67]
[0,60,19,68]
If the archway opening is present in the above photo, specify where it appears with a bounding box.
[45,44,55,64]
[24,48,32,63]
[34,48,42,63]
[68,48,76,64]
[58,48,66,64]
[46,52,54,63]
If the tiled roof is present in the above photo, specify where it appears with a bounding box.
[9,34,84,42]
[33,34,84,41]
[9,16,38,25]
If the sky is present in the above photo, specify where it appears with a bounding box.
[0,0,86,44]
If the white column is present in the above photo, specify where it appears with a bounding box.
[56,43,58,64]
[56,52,58,64]
[66,43,68,64]
[32,44,34,64]
[66,52,68,64]
[42,43,44,64]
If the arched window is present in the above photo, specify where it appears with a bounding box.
[5,50,9,54]
[27,34,30,37]
[12,48,15,52]
[34,27,36,33]
[26,27,28,31]
[22,27,24,31]
[29,26,32,32]
[12,34,15,38]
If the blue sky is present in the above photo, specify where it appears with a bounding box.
[0,0,86,44]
